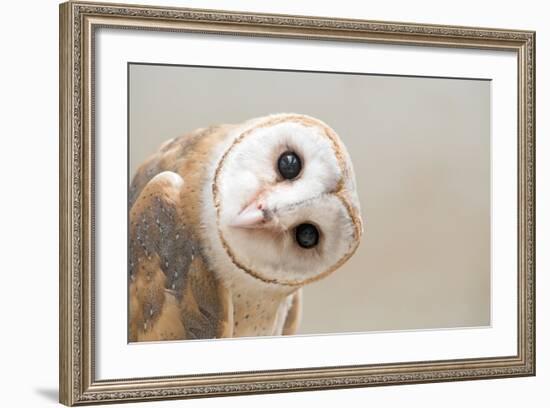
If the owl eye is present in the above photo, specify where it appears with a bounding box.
[277,151,302,180]
[295,223,319,249]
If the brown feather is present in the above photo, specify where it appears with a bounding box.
[128,130,233,341]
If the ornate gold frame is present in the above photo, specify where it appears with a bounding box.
[59,1,536,405]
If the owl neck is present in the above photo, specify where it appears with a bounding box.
[227,270,298,337]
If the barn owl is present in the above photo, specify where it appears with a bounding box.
[129,113,363,342]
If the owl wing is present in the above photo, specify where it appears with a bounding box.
[282,290,302,335]
[129,171,233,342]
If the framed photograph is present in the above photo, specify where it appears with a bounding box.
[59,1,536,405]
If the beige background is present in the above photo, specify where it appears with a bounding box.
[129,63,490,334]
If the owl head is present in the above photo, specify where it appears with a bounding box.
[212,114,363,287]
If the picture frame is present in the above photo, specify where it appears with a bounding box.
[59,1,536,405]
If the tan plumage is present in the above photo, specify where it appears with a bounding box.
[129,114,362,342]
[129,167,232,341]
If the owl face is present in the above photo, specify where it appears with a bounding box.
[213,114,363,286]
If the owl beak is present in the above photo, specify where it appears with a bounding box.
[230,201,269,228]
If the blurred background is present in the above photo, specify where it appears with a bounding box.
[129,63,490,334]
